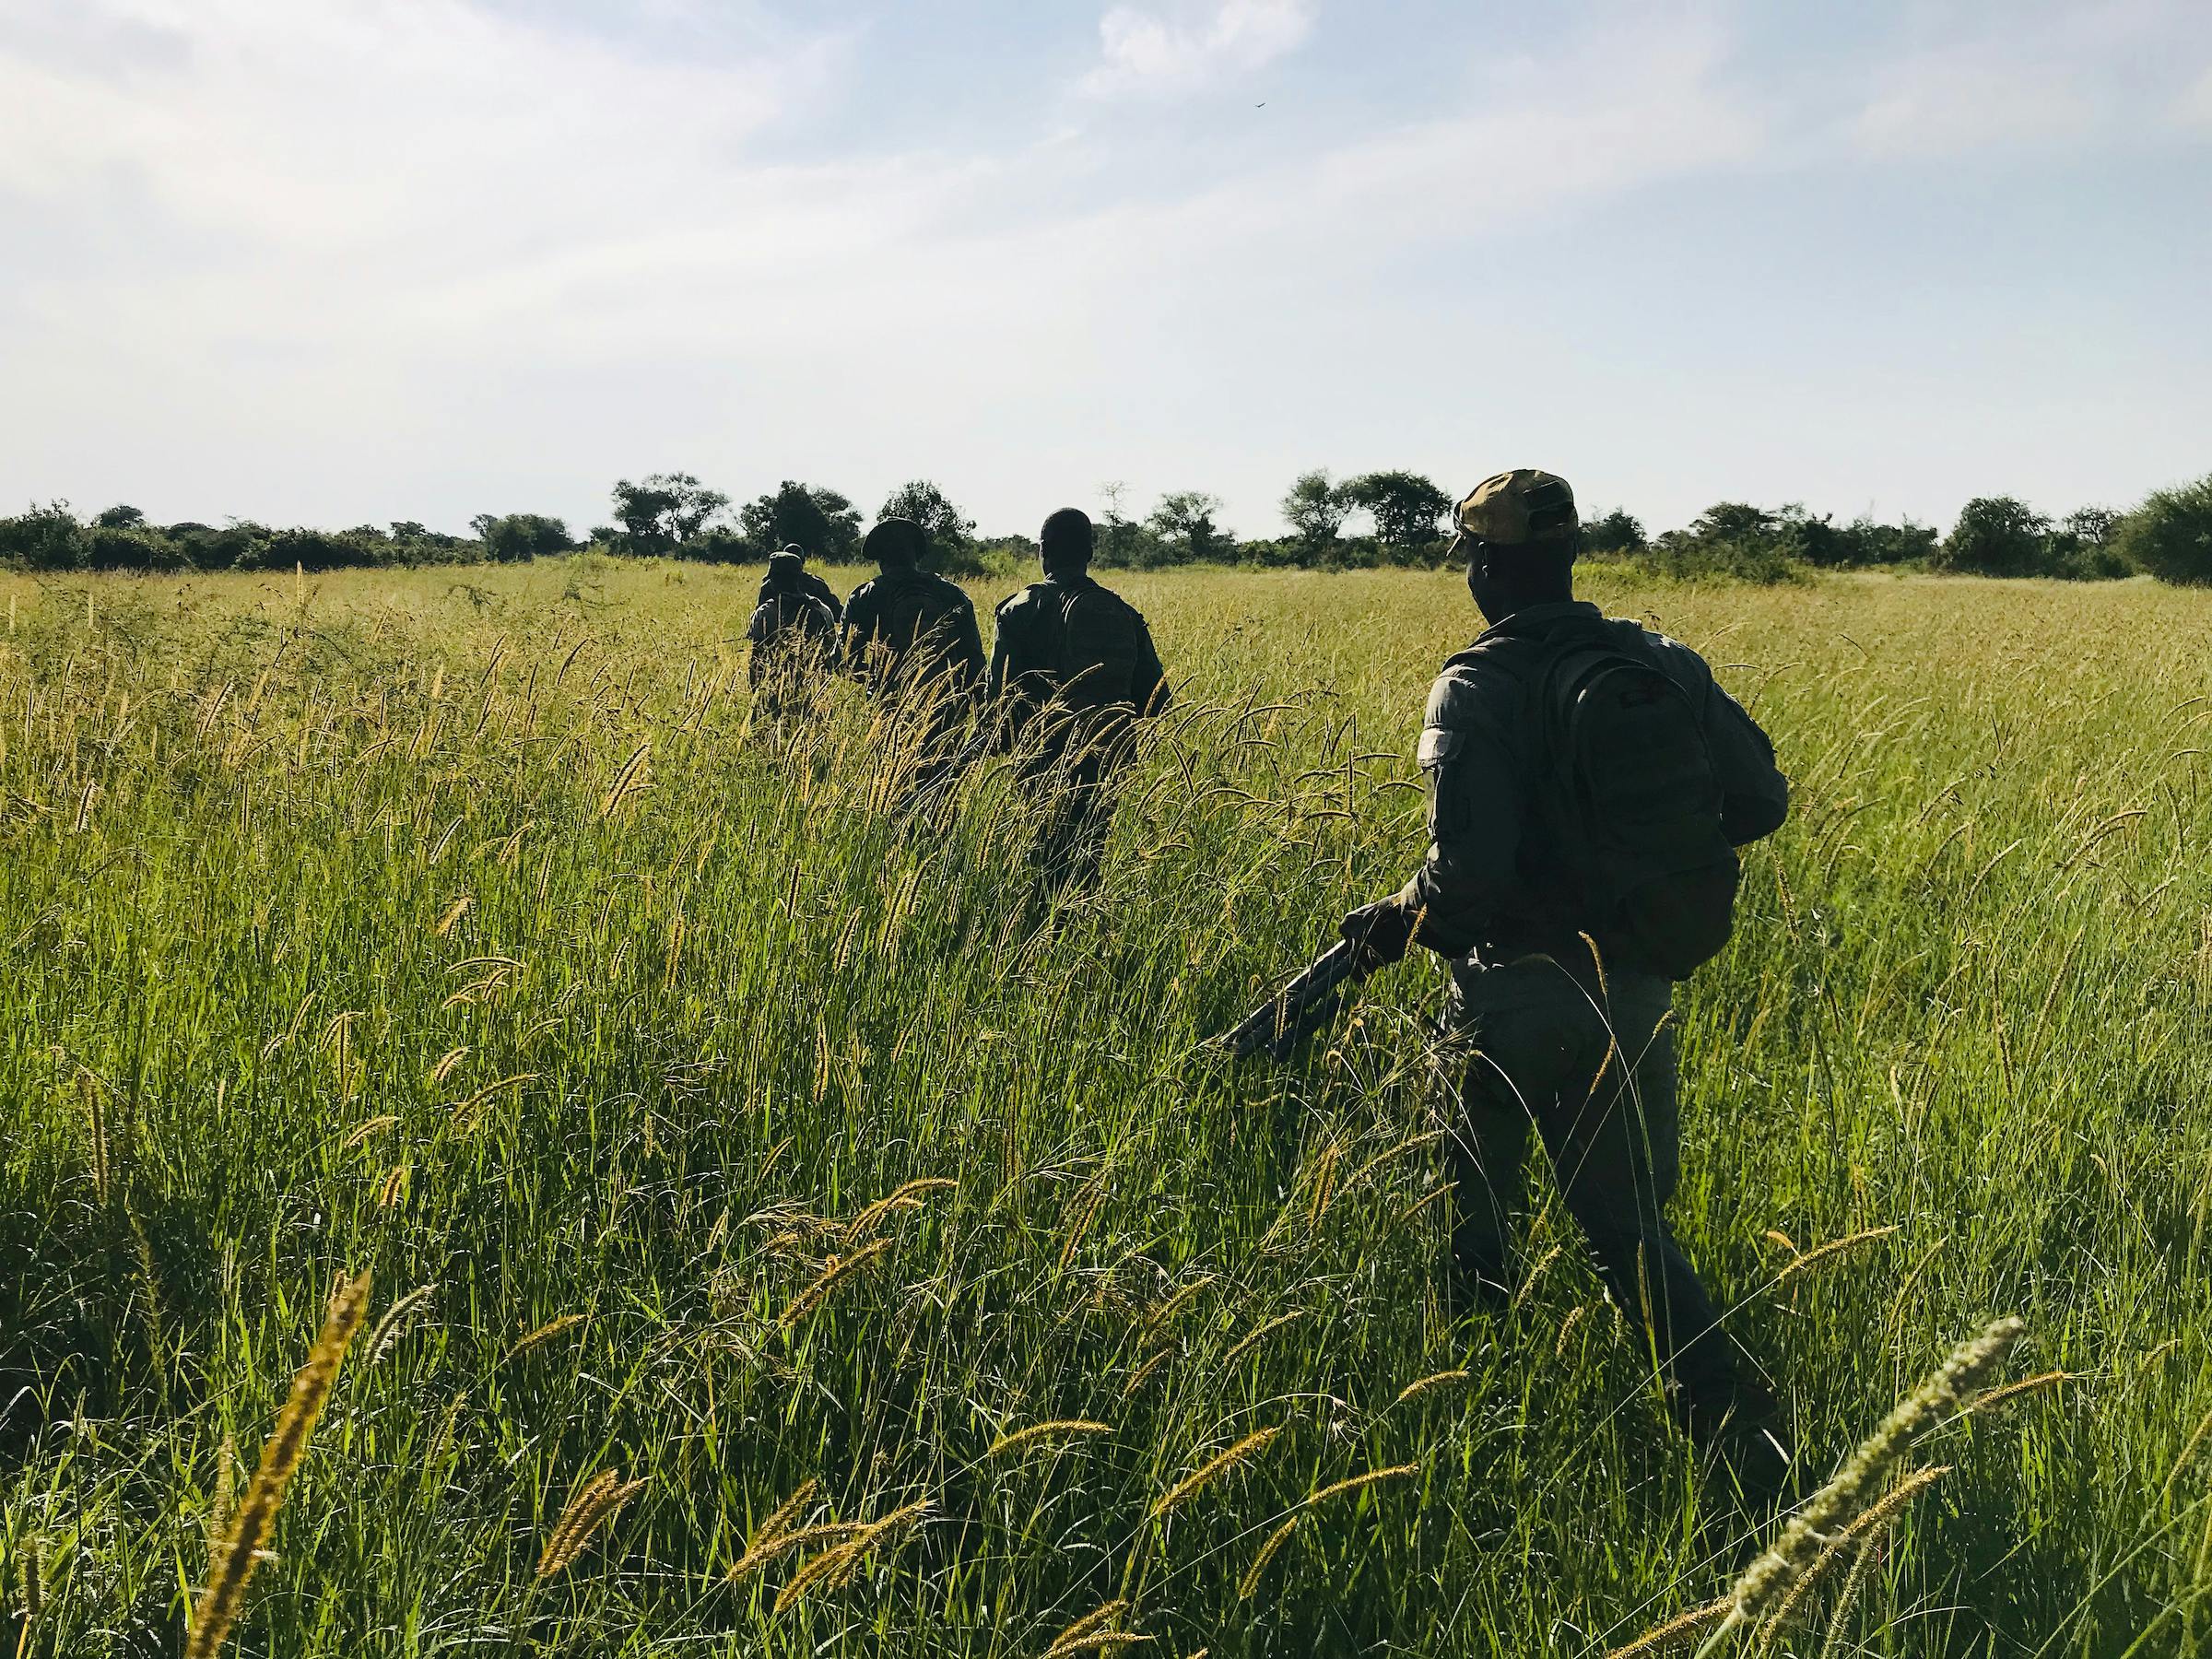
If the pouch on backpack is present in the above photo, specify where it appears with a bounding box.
[1538,635,1739,980]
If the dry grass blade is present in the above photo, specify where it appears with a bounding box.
[988,1419,1113,1459]
[1041,1600,1128,1654]
[1724,1316,2022,1639]
[780,1236,895,1327]
[1151,1425,1281,1519]
[1755,1466,1949,1650]
[600,740,652,817]
[771,1500,928,1612]
[535,1469,647,1577]
[843,1177,957,1242]
[1303,1463,1419,1510]
[1606,1598,1731,1658]
[183,1266,371,1659]
[1392,1371,1470,1409]
[1237,1515,1302,1599]
[1775,1225,1900,1284]
[365,1283,437,1366]
[1966,1370,2071,1415]
[501,1312,586,1362]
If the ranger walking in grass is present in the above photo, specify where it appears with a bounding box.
[757,542,844,624]
[1328,468,1793,1500]
[841,516,986,771]
[745,547,840,740]
[983,508,1170,896]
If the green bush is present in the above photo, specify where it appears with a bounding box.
[0,502,87,570]
[2116,475,2212,585]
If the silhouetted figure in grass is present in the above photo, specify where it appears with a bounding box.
[1337,467,1794,1506]
[746,548,839,741]
[757,542,843,624]
[842,516,984,777]
[986,508,1169,898]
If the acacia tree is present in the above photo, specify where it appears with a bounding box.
[1940,497,2050,577]
[609,473,729,555]
[1281,469,1351,548]
[1147,491,1230,565]
[1343,471,1452,552]
[877,480,976,554]
[738,481,862,560]
[2117,475,2212,584]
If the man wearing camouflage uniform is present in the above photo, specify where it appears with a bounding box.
[985,508,1170,895]
[746,547,840,738]
[841,516,985,771]
[1340,469,1792,1499]
[757,542,843,625]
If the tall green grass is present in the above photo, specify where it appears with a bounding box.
[1,558,2206,1655]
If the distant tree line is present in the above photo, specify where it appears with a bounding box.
[4,467,2209,585]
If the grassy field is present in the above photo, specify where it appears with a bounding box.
[2,556,2208,1657]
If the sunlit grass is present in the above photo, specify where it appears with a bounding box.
[0,556,2206,1655]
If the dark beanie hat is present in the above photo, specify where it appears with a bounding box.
[864,517,925,567]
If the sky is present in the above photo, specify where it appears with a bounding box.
[1,0,2208,542]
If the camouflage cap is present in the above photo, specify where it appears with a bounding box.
[1456,469,1578,548]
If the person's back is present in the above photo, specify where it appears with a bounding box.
[755,544,842,625]
[990,517,1167,773]
[746,551,839,726]
[985,509,1171,896]
[841,520,983,698]
[1337,467,1793,1509]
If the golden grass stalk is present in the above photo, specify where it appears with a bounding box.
[989,1420,1113,1459]
[338,1115,399,1150]
[1817,1520,1888,1659]
[1060,1175,1111,1271]
[1221,1311,1305,1370]
[843,1178,957,1242]
[15,1532,43,1659]
[535,1469,647,1577]
[1123,1347,1176,1397]
[365,1284,437,1367]
[779,1237,894,1328]
[1041,1600,1131,1654]
[432,895,472,937]
[747,1478,819,1554]
[206,1432,237,1551]
[80,1072,109,1205]
[1343,1129,1444,1195]
[1303,1463,1419,1511]
[1755,1466,1947,1651]
[1044,1635,1154,1657]
[1392,1370,1471,1409]
[1142,1275,1217,1335]
[729,1520,872,1581]
[1393,1182,1455,1231]
[771,1501,927,1613]
[1965,1370,2071,1415]
[1238,1515,1302,1599]
[1721,1317,2021,1641]
[501,1312,586,1362]
[1555,1303,1588,1359]
[375,1163,410,1211]
[183,1267,371,1659]
[1775,1226,1900,1284]
[1606,1598,1732,1658]
[600,740,652,817]
[428,1047,470,1087]
[1151,1426,1282,1519]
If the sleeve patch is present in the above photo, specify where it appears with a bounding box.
[1417,728,1465,770]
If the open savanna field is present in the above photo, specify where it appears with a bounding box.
[3,558,2210,1657]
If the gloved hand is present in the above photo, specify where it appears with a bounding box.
[1339,897,1418,969]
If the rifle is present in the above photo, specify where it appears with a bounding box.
[1218,939,1378,1063]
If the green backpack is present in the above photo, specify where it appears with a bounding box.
[1536,631,1740,980]
[1053,585,1147,710]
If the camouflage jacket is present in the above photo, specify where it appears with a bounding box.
[755,567,843,624]
[987,575,1169,755]
[841,569,985,695]
[1401,600,1788,963]
[745,590,838,686]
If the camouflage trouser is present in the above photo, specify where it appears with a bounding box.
[1443,954,1762,1430]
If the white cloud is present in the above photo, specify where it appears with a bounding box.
[2180,63,2212,126]
[1080,0,1314,98]
[1849,52,2101,158]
